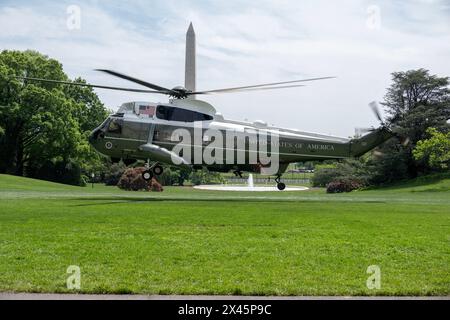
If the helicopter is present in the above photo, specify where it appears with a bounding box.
[18,23,396,191]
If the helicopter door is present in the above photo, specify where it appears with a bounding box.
[136,104,156,143]
[146,122,156,144]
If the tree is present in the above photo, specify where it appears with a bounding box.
[413,127,450,170]
[0,50,109,184]
[63,77,109,132]
[63,77,110,178]
[372,69,450,181]
[383,69,449,140]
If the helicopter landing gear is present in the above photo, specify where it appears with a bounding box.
[142,161,163,181]
[142,170,153,181]
[277,182,286,191]
[142,159,153,181]
[275,175,286,191]
[233,170,243,178]
[152,164,163,176]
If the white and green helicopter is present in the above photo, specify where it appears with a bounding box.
[20,24,396,190]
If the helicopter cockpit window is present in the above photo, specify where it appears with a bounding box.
[107,118,122,134]
[156,105,213,122]
[156,105,171,120]
[192,111,213,121]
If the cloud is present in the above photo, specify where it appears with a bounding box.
[0,0,449,136]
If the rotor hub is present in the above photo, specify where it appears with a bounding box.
[171,86,191,98]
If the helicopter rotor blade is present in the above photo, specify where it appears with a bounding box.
[401,136,411,147]
[95,69,175,94]
[193,84,307,94]
[367,101,412,151]
[355,127,375,136]
[15,76,170,94]
[194,76,336,94]
[17,72,336,98]
[369,101,384,124]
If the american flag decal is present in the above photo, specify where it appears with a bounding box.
[139,105,155,116]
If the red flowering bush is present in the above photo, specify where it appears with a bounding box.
[117,167,163,192]
[326,179,364,193]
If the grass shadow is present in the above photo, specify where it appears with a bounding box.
[67,196,387,207]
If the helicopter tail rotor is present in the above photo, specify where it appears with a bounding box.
[369,101,412,147]
[369,101,385,125]
[358,101,412,158]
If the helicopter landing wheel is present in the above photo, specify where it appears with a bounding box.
[142,170,153,181]
[152,165,163,176]
[277,182,286,191]
[233,170,243,178]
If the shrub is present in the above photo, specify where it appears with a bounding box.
[312,168,340,187]
[117,167,148,191]
[312,159,371,188]
[190,168,225,185]
[157,167,179,186]
[117,167,163,192]
[413,127,450,170]
[104,162,127,186]
[150,178,163,192]
[33,159,85,186]
[326,179,364,193]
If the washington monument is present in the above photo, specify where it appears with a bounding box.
[185,22,196,98]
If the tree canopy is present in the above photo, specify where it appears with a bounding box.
[368,69,450,182]
[413,127,450,170]
[0,50,109,184]
[311,69,449,188]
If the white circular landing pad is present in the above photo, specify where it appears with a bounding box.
[193,185,309,192]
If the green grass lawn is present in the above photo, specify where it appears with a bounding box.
[0,174,449,295]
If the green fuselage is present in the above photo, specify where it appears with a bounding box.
[89,115,393,175]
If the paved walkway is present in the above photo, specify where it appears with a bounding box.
[1,293,448,300]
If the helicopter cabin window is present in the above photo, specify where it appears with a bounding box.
[156,105,213,122]
[139,105,155,117]
[107,118,122,134]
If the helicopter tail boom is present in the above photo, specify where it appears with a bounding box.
[349,127,394,157]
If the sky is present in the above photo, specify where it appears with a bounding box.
[0,0,449,137]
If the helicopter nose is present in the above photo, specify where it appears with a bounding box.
[89,128,102,145]
[88,130,96,144]
[88,132,94,144]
